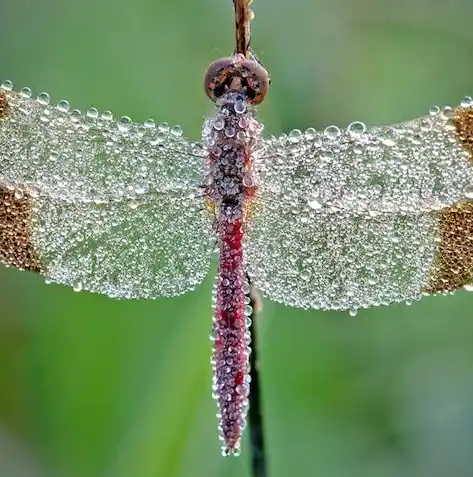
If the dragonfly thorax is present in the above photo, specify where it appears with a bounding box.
[204,54,269,105]
[202,84,263,227]
[202,91,263,151]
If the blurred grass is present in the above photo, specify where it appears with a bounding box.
[1,0,473,476]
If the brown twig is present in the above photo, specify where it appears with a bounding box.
[233,0,254,56]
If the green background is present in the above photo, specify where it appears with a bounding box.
[1,0,473,476]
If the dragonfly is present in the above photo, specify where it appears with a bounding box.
[2,0,473,457]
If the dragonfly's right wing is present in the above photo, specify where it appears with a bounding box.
[247,100,473,311]
[0,82,214,299]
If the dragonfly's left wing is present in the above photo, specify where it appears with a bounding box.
[247,100,473,311]
[0,82,214,299]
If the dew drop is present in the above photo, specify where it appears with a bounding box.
[307,196,322,210]
[214,117,225,131]
[441,106,453,119]
[244,305,253,316]
[134,184,147,195]
[461,96,473,108]
[347,121,366,138]
[144,118,155,128]
[86,107,99,119]
[300,271,310,281]
[37,92,50,105]
[73,282,83,292]
[324,125,340,140]
[158,122,170,133]
[225,126,236,138]
[234,97,246,114]
[171,125,183,137]
[20,87,32,98]
[243,173,254,187]
[117,116,132,132]
[101,110,113,121]
[28,185,40,198]
[1,80,13,91]
[236,384,250,396]
[56,99,70,112]
[380,136,396,147]
[464,184,473,199]
[238,116,249,129]
[305,127,317,140]
[70,109,82,122]
[288,129,302,143]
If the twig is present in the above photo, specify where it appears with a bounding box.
[246,275,267,477]
[233,0,254,56]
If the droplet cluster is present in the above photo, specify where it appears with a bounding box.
[247,102,473,311]
[0,80,214,298]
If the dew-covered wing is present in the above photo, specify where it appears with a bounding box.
[0,82,214,298]
[247,102,473,311]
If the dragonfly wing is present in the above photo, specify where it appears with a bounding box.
[247,102,473,310]
[0,83,214,298]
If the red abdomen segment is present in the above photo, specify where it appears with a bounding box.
[211,217,251,456]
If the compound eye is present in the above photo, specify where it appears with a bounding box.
[204,58,234,102]
[240,58,269,105]
[204,56,269,105]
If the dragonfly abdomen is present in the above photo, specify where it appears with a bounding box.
[211,214,250,456]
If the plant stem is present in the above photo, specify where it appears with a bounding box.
[247,276,267,477]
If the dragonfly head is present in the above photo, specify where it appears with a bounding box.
[204,54,269,105]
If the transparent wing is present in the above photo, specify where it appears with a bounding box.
[0,81,205,201]
[247,104,473,310]
[0,82,214,298]
[32,192,214,299]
